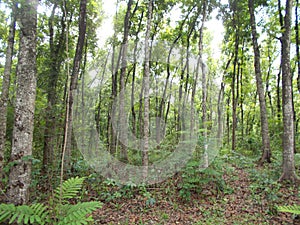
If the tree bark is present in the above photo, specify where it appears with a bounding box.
[248,0,271,165]
[277,0,284,120]
[143,0,153,179]
[232,33,239,151]
[131,11,144,139]
[64,0,87,171]
[43,2,66,173]
[296,0,300,94]
[218,56,233,145]
[279,0,298,182]
[7,0,38,205]
[118,0,133,161]
[0,3,16,177]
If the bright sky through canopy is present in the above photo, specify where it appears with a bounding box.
[97,0,225,60]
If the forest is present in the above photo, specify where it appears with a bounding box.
[0,0,300,224]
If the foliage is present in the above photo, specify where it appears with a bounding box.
[277,205,300,215]
[0,203,48,225]
[179,158,230,201]
[0,177,102,225]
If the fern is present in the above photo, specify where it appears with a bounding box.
[57,202,102,225]
[0,203,48,224]
[278,205,300,215]
[54,177,85,203]
[0,177,102,225]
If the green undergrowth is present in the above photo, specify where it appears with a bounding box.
[0,177,102,225]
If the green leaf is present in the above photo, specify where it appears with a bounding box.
[278,205,300,215]
[54,177,86,202]
[0,210,12,222]
[8,212,18,224]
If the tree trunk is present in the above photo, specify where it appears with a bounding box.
[199,2,208,167]
[277,0,284,121]
[0,3,16,177]
[43,3,66,173]
[266,42,274,116]
[143,0,153,179]
[232,33,239,151]
[248,0,271,165]
[279,0,298,182]
[118,0,133,161]
[131,11,144,139]
[7,0,38,205]
[296,0,300,94]
[64,0,87,171]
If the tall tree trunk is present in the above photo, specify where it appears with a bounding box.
[217,82,225,143]
[143,0,153,179]
[218,56,232,145]
[280,0,298,182]
[226,95,230,145]
[296,0,300,93]
[7,0,38,205]
[232,33,239,151]
[277,0,284,121]
[118,0,133,161]
[199,1,208,167]
[64,0,87,171]
[0,3,16,177]
[248,0,271,165]
[266,42,274,116]
[43,3,66,173]
[131,11,144,139]
[277,67,282,120]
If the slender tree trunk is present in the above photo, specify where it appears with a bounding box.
[64,0,87,171]
[200,3,208,167]
[248,0,271,165]
[217,82,225,143]
[226,95,230,145]
[0,3,16,177]
[143,0,153,179]
[280,0,298,182]
[232,33,239,151]
[131,12,144,138]
[109,44,118,155]
[118,0,133,161]
[277,0,284,121]
[266,42,274,116]
[296,0,300,93]
[43,3,66,173]
[277,67,282,120]
[7,0,38,205]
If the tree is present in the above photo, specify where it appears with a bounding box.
[118,0,133,161]
[279,0,298,182]
[296,0,300,93]
[43,1,67,173]
[64,0,87,171]
[248,0,271,165]
[0,2,16,177]
[142,0,153,179]
[200,0,208,167]
[7,0,38,205]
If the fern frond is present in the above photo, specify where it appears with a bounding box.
[0,204,15,222]
[0,203,48,224]
[278,205,300,215]
[54,177,86,202]
[57,201,102,225]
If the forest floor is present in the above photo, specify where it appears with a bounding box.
[1,154,300,224]
[86,155,300,225]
